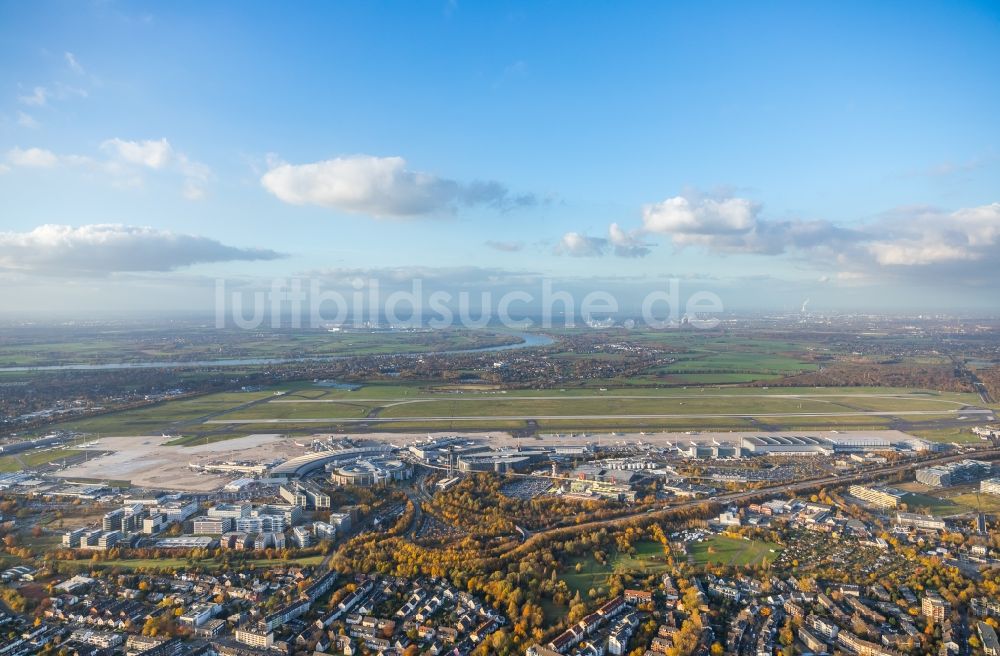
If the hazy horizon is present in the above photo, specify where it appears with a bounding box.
[2,1,999,314]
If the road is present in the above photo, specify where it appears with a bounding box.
[493,447,1000,562]
[400,472,432,538]
[329,447,999,567]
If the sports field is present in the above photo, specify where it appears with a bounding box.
[898,492,963,516]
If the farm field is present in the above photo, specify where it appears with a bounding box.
[619,333,824,384]
[654,352,817,374]
[689,535,782,566]
[0,329,524,367]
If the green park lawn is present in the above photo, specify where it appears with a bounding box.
[689,535,782,566]
[562,540,672,596]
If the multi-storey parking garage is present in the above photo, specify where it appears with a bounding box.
[328,457,413,486]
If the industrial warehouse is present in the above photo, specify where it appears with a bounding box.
[738,434,931,456]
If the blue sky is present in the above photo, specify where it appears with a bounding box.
[1,0,999,314]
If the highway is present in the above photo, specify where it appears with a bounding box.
[400,472,432,538]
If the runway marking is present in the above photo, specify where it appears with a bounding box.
[205,408,991,424]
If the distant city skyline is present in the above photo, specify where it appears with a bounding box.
[2,1,999,314]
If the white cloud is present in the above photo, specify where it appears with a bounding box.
[176,153,212,199]
[903,155,993,179]
[555,232,609,257]
[16,112,39,129]
[101,138,211,198]
[485,240,525,252]
[5,147,93,169]
[15,56,93,114]
[867,242,968,266]
[7,147,61,168]
[6,139,211,200]
[950,203,1000,247]
[65,52,84,74]
[863,202,1000,267]
[17,86,48,107]
[608,222,651,258]
[306,265,541,287]
[632,189,1000,285]
[261,154,536,217]
[553,224,651,259]
[51,83,88,101]
[636,191,859,256]
[0,224,283,275]
[642,195,758,236]
[102,137,173,169]
[181,179,207,201]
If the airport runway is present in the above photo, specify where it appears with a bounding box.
[271,392,973,405]
[205,408,993,423]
